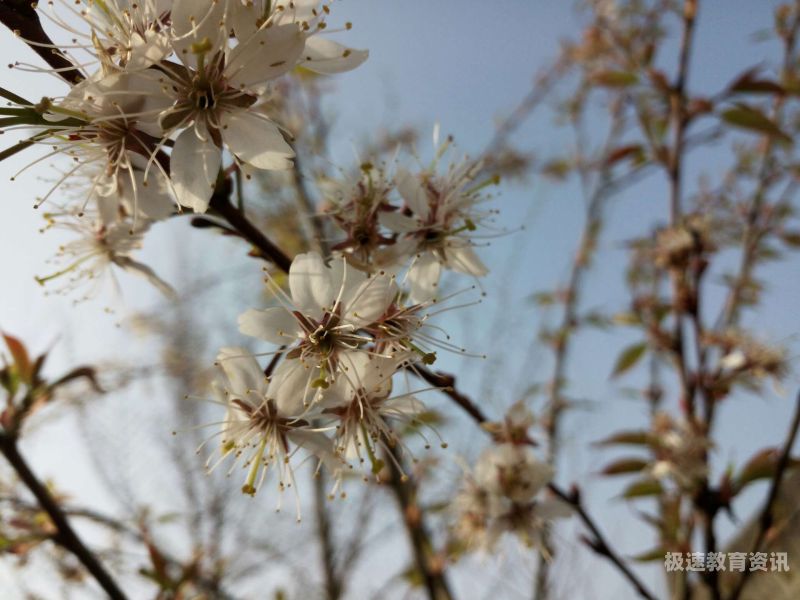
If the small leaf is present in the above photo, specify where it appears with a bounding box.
[720,104,792,144]
[778,230,800,247]
[611,342,648,378]
[728,68,785,95]
[621,478,663,499]
[601,458,649,476]
[605,144,645,166]
[595,431,653,447]
[631,547,668,562]
[2,333,32,384]
[733,448,800,493]
[591,70,639,87]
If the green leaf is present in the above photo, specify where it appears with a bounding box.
[630,547,668,562]
[595,430,653,447]
[611,342,648,378]
[720,104,792,144]
[733,448,800,494]
[621,478,663,499]
[601,458,649,476]
[728,68,785,95]
[591,70,639,87]
[778,230,800,247]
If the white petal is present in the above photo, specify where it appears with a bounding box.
[384,395,426,418]
[121,169,175,222]
[113,256,176,299]
[396,168,430,220]
[226,24,305,88]
[171,126,221,213]
[268,359,316,416]
[288,429,342,473]
[378,210,421,233]
[445,242,488,276]
[238,307,299,344]
[217,346,268,396]
[220,110,294,170]
[170,0,227,65]
[300,36,368,74]
[407,251,442,303]
[343,274,397,328]
[289,252,335,314]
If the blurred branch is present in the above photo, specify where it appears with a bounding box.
[716,8,800,328]
[314,472,343,600]
[546,485,657,600]
[727,391,800,600]
[534,92,628,600]
[208,190,293,272]
[385,446,453,600]
[0,432,128,600]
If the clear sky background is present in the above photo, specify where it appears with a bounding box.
[1,1,799,598]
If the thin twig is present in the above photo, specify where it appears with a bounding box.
[0,433,128,600]
[727,391,800,600]
[385,445,453,600]
[546,484,657,600]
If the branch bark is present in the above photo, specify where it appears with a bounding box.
[0,1,84,85]
[0,433,128,600]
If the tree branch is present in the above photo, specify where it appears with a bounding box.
[385,446,453,600]
[546,484,657,600]
[0,1,84,85]
[727,391,800,600]
[0,433,128,600]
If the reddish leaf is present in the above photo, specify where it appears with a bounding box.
[2,333,32,383]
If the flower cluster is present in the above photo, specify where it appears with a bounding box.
[209,250,471,501]
[205,141,501,501]
[452,441,568,551]
[7,0,366,294]
[323,144,498,302]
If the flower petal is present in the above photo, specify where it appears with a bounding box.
[445,242,488,276]
[396,168,430,220]
[300,36,368,74]
[268,359,316,416]
[344,274,397,328]
[226,24,305,89]
[289,252,335,314]
[406,251,442,303]
[171,125,221,213]
[378,210,421,233]
[170,0,227,65]
[217,346,268,396]
[238,307,299,344]
[220,110,294,170]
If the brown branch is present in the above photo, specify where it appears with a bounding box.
[208,191,293,273]
[0,433,128,600]
[410,363,656,600]
[313,472,343,600]
[385,446,453,600]
[410,364,489,425]
[717,10,800,328]
[546,484,657,600]
[0,1,84,85]
[726,391,800,600]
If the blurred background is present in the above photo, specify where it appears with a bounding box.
[1,1,799,598]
